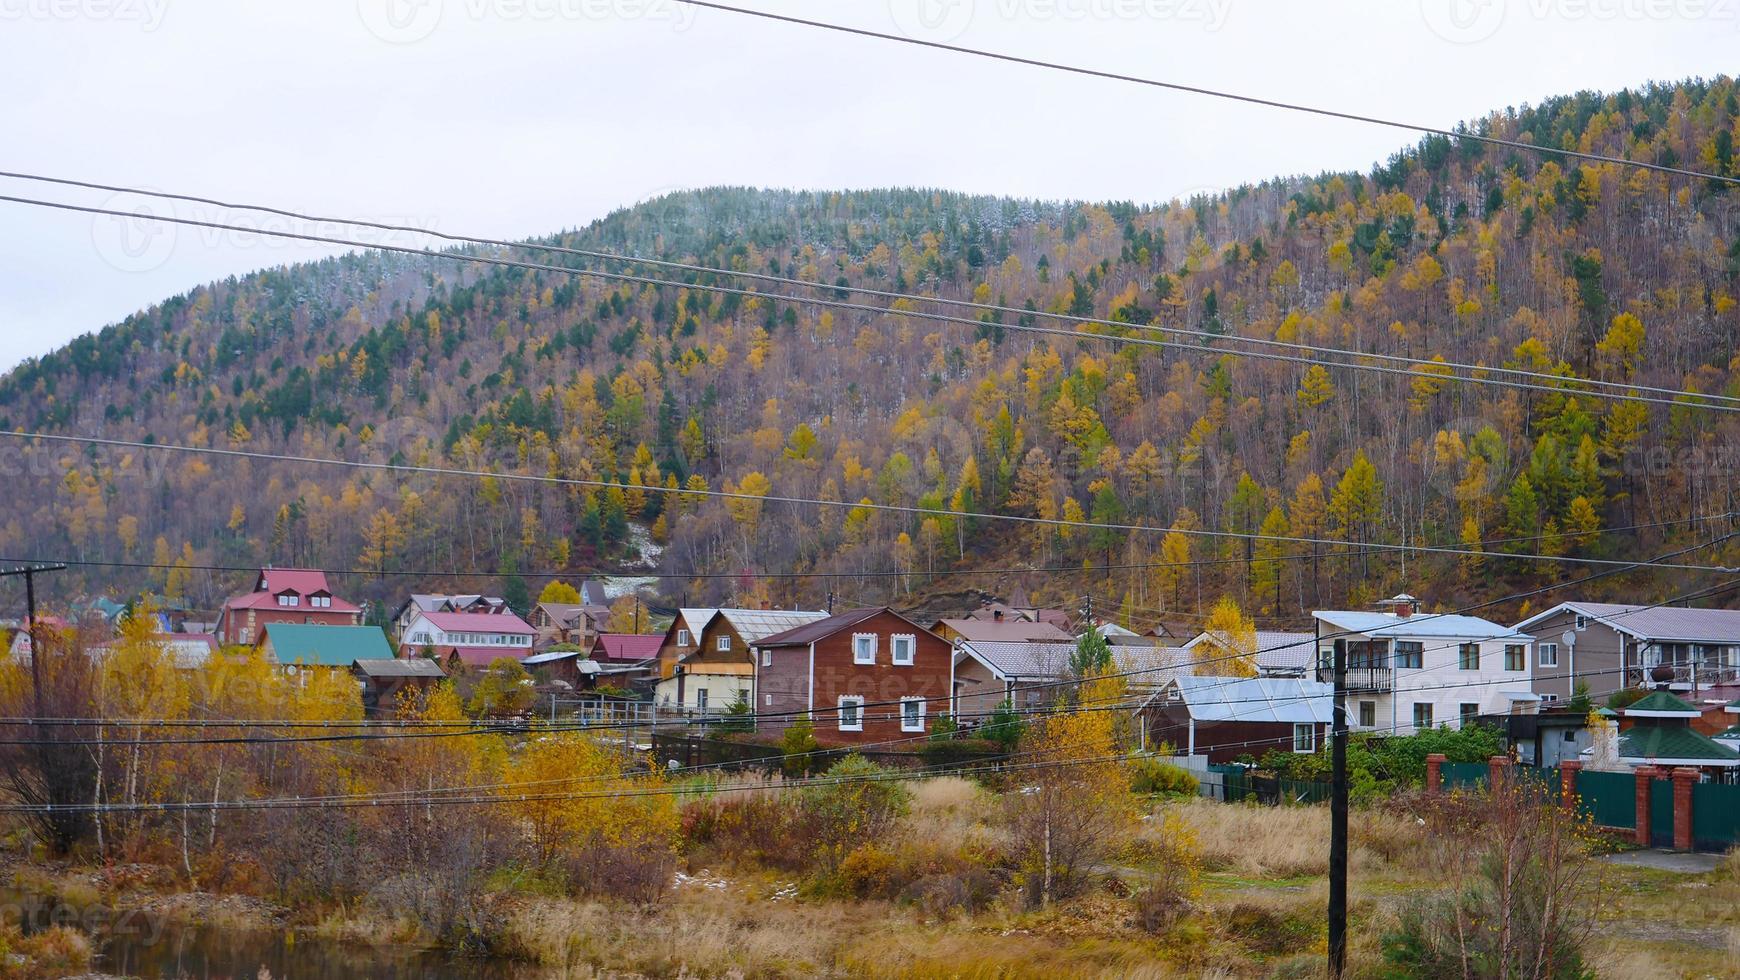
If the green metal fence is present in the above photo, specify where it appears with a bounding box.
[1691,781,1740,852]
[1575,769,1635,830]
[1650,779,1675,849]
[1441,762,1489,789]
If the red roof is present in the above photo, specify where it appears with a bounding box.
[224,591,361,614]
[591,633,661,662]
[419,610,535,634]
[254,568,333,594]
[437,645,527,667]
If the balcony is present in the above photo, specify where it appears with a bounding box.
[1315,666,1395,693]
[1625,662,1740,690]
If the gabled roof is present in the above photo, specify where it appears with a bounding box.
[1618,725,1740,766]
[1514,601,1740,645]
[415,610,535,634]
[1312,609,1528,641]
[709,608,830,644]
[933,618,1074,643]
[591,633,662,662]
[955,640,1076,681]
[1623,690,1702,717]
[224,589,361,614]
[1110,642,1193,689]
[260,624,393,667]
[1157,675,1334,725]
[754,607,917,648]
[354,657,446,678]
[1182,630,1317,673]
[254,567,333,595]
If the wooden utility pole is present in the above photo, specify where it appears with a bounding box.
[1328,631,1348,978]
[1,563,68,720]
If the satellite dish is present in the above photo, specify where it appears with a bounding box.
[1560,630,1575,648]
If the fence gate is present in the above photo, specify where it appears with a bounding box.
[1691,781,1740,852]
[1649,777,1675,849]
[1574,769,1635,831]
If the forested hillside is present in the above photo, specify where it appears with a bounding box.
[4,78,1740,626]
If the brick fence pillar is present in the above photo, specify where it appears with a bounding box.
[1672,767,1699,852]
[1488,754,1512,790]
[1634,766,1658,847]
[1558,759,1581,812]
[1425,753,1447,795]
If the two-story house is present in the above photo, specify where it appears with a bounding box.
[653,607,828,713]
[1513,601,1740,701]
[398,607,536,669]
[754,607,953,744]
[215,568,361,646]
[1313,594,1536,735]
[390,594,509,645]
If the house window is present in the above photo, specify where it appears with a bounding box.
[716,635,731,652]
[677,629,691,647]
[1412,703,1434,730]
[853,634,876,665]
[1459,703,1480,727]
[765,694,773,706]
[1538,642,1559,668]
[1575,614,1589,630]
[1358,701,1376,728]
[891,634,915,666]
[761,649,772,668]
[311,595,330,608]
[695,689,709,712]
[1394,641,1423,669]
[900,697,926,733]
[1504,644,1525,671]
[1292,723,1315,753]
[1458,643,1480,671]
[838,696,864,732]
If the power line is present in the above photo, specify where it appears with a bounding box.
[2,428,1730,574]
[5,169,1734,412]
[669,1,1740,189]
[2,190,1733,417]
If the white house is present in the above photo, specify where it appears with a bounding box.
[399,608,536,668]
[1313,594,1537,735]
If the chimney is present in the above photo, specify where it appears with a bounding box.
[993,609,1004,622]
[1389,594,1416,618]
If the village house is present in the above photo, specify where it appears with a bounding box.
[1513,601,1740,702]
[753,607,953,744]
[930,614,1073,645]
[90,631,219,670]
[389,593,509,645]
[529,580,611,650]
[1313,594,1536,735]
[1611,690,1740,781]
[654,607,828,714]
[256,622,394,669]
[215,568,361,646]
[1139,675,1334,763]
[1180,629,1317,678]
[354,657,446,712]
[398,606,536,669]
[952,639,1075,719]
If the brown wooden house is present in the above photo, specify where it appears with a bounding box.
[754,607,952,745]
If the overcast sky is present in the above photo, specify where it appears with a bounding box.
[0,0,1734,370]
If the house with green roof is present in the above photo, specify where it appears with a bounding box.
[1715,699,1740,753]
[1617,691,1740,773]
[258,623,394,668]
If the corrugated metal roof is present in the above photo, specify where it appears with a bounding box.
[1110,642,1192,689]
[752,608,892,647]
[935,618,1074,643]
[713,608,830,643]
[1527,601,1740,644]
[1165,675,1334,724]
[262,624,393,667]
[1182,630,1317,672]
[1312,610,1528,640]
[957,640,1076,680]
[354,658,446,678]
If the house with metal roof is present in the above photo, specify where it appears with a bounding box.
[1513,601,1740,701]
[1312,594,1535,736]
[1614,691,1740,774]
[398,607,537,669]
[256,622,394,668]
[754,607,952,744]
[952,639,1075,719]
[216,568,362,646]
[652,607,828,714]
[353,656,446,712]
[929,616,1073,645]
[1139,675,1334,763]
[1180,630,1318,677]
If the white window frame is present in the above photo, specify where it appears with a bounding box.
[695,688,709,712]
[853,633,877,665]
[765,694,773,706]
[899,696,926,733]
[761,648,772,667]
[838,695,864,732]
[677,628,691,647]
[890,633,916,666]
[1291,723,1315,753]
[716,635,731,652]
[1539,642,1559,668]
[1575,614,1589,630]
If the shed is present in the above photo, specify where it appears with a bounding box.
[353,657,446,711]
[1139,675,1333,763]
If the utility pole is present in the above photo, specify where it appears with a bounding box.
[1328,632,1348,978]
[826,590,834,614]
[1,563,67,721]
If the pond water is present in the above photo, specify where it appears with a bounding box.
[1,889,547,979]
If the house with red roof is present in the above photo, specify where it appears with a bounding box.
[399,606,536,669]
[214,568,362,646]
[588,632,662,666]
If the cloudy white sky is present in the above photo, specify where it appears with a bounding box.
[0,0,1734,370]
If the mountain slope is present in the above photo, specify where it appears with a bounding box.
[4,78,1740,626]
